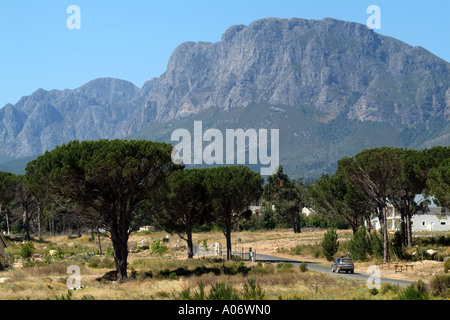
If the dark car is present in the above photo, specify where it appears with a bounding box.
[331,257,354,274]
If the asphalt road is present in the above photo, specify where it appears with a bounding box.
[254,253,413,287]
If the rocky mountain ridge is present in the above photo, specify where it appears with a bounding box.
[0,17,448,178]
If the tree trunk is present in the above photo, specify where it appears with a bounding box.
[225,223,232,261]
[406,213,413,248]
[97,230,102,255]
[379,206,390,263]
[186,231,194,259]
[293,212,301,233]
[23,208,31,241]
[6,210,10,235]
[110,223,129,281]
[37,207,41,238]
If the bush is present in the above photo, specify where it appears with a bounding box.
[370,231,384,259]
[430,274,450,298]
[391,231,406,260]
[322,228,339,261]
[291,245,302,255]
[348,227,369,261]
[151,239,169,256]
[20,242,35,260]
[397,281,429,300]
[299,262,308,272]
[208,281,240,300]
[0,257,10,271]
[88,256,115,269]
[444,258,450,273]
[276,262,294,272]
[242,278,265,300]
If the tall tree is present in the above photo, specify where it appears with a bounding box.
[205,166,263,260]
[263,167,306,233]
[154,168,212,259]
[0,171,16,235]
[339,147,403,263]
[308,172,373,234]
[25,140,179,280]
[427,158,450,210]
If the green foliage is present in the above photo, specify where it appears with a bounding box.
[427,158,450,210]
[444,258,450,273]
[88,256,115,269]
[370,231,384,260]
[299,262,308,272]
[208,281,240,300]
[430,274,450,298]
[276,262,294,272]
[348,227,369,261]
[151,239,169,256]
[322,227,339,261]
[291,245,302,255]
[25,139,180,279]
[242,278,265,300]
[391,230,406,260]
[263,167,306,233]
[105,246,114,258]
[397,281,429,300]
[204,165,264,259]
[20,242,35,260]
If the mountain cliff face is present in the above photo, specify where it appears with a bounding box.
[0,17,449,178]
[141,18,449,125]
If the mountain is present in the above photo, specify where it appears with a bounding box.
[1,17,449,179]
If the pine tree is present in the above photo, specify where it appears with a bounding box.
[322,227,339,261]
[348,227,369,261]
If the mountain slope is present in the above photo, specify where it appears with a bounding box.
[0,17,448,179]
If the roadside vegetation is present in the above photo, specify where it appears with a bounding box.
[0,141,449,300]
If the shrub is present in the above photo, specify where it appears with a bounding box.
[0,257,10,271]
[291,245,302,255]
[370,231,383,259]
[322,228,339,261]
[208,281,240,300]
[20,242,35,260]
[348,227,369,261]
[391,231,406,260]
[299,262,308,272]
[444,258,450,273]
[151,239,169,256]
[430,274,450,298]
[242,278,265,300]
[276,262,294,272]
[397,281,429,300]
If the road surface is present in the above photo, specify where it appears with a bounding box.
[254,253,413,287]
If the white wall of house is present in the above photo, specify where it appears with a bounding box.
[370,206,450,232]
[411,208,449,232]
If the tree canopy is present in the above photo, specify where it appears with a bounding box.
[25,139,180,280]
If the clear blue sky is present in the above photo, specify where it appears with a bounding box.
[0,0,448,108]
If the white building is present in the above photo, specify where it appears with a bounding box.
[370,203,450,232]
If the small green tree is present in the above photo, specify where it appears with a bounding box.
[151,239,169,257]
[20,242,35,260]
[322,227,339,261]
[348,227,369,261]
[391,230,406,260]
[370,231,384,260]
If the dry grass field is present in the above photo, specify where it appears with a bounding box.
[0,228,449,300]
